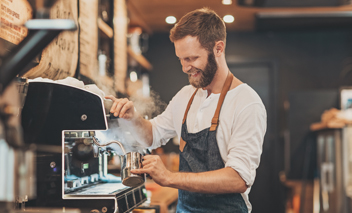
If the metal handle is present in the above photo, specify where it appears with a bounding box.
[321,162,334,211]
[106,112,119,119]
[321,162,334,192]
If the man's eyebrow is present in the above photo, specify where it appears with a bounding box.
[178,56,198,60]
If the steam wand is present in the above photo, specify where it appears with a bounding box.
[92,136,126,155]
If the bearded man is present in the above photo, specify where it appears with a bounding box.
[107,8,267,213]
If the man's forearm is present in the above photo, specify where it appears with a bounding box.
[165,167,247,194]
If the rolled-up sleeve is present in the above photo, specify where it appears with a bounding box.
[149,97,178,150]
[225,103,267,187]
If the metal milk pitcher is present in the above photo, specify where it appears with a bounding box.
[92,137,145,187]
[119,152,145,187]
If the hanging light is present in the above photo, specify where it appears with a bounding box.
[223,15,235,23]
[222,0,232,5]
[130,71,138,82]
[165,16,177,24]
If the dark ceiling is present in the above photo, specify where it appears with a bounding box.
[127,0,352,34]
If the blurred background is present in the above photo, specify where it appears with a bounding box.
[1,0,352,213]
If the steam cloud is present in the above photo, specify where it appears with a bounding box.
[96,90,167,155]
[130,90,167,120]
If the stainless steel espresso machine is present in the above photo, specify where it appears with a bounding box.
[21,81,147,213]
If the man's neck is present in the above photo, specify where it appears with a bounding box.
[203,67,229,96]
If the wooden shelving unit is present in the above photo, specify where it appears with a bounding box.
[95,0,153,94]
[127,46,153,71]
[98,17,113,38]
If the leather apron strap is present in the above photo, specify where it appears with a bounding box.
[182,71,234,128]
[182,88,198,124]
[179,72,233,151]
[210,72,234,131]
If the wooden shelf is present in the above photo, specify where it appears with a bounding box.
[127,46,153,71]
[98,18,113,39]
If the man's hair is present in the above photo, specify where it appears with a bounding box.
[169,8,226,53]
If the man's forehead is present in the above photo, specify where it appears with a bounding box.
[174,36,205,57]
[174,36,200,47]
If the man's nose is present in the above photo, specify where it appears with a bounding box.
[182,61,191,73]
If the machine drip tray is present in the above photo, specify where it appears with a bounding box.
[66,182,128,195]
[62,184,147,213]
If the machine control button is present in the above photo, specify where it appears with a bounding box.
[81,114,87,121]
[50,161,56,168]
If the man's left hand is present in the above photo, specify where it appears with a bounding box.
[131,154,171,186]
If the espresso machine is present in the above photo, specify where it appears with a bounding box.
[21,81,147,213]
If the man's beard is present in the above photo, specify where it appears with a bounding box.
[188,52,218,88]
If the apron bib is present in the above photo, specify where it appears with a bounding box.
[176,72,248,213]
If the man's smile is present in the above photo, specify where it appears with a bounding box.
[189,70,201,77]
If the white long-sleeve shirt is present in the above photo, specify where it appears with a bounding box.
[149,83,267,212]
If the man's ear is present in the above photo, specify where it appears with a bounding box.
[214,40,225,57]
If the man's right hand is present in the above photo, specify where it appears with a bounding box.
[105,95,136,120]
[105,95,153,147]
